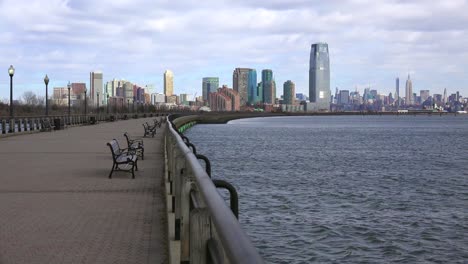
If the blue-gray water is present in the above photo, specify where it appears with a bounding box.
[185,115,468,263]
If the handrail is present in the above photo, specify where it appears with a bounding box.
[166,114,264,263]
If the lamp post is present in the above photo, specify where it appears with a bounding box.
[8,65,14,118]
[67,81,71,122]
[44,74,49,116]
[133,96,136,113]
[127,99,130,113]
[106,94,109,114]
[84,88,87,116]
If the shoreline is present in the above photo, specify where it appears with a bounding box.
[172,111,465,128]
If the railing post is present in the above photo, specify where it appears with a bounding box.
[17,118,21,132]
[1,119,6,134]
[9,118,15,133]
[189,194,210,264]
[180,166,193,262]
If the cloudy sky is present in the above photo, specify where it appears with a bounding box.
[0,0,467,100]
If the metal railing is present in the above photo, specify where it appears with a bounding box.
[166,115,264,263]
[0,112,168,135]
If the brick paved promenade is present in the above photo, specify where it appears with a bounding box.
[0,118,167,264]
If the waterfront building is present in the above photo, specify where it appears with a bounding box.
[151,93,166,104]
[339,90,350,104]
[179,94,192,105]
[248,69,257,105]
[90,71,103,106]
[395,78,400,108]
[123,81,134,103]
[202,77,219,104]
[166,95,177,104]
[283,80,295,105]
[52,87,68,106]
[420,90,430,104]
[164,70,174,98]
[209,85,240,111]
[308,43,330,111]
[405,74,413,105]
[443,88,447,104]
[233,68,250,106]
[263,80,276,104]
[262,69,276,104]
[255,82,263,104]
[296,93,307,101]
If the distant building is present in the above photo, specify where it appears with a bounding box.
[52,87,68,106]
[339,90,350,104]
[202,77,219,103]
[283,80,295,105]
[296,93,307,101]
[420,90,430,104]
[210,85,240,111]
[123,82,133,102]
[405,74,413,105]
[248,69,258,104]
[166,95,177,104]
[164,70,174,98]
[255,82,263,104]
[90,71,103,106]
[151,93,165,104]
[308,43,330,111]
[233,68,250,106]
[395,78,400,108]
[262,69,275,104]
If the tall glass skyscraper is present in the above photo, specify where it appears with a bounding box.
[202,77,219,103]
[233,68,250,106]
[395,78,400,108]
[247,69,257,105]
[283,80,295,105]
[309,43,330,110]
[262,69,275,104]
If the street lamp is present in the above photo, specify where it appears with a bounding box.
[67,81,71,122]
[133,96,136,113]
[44,74,49,116]
[8,65,14,118]
[84,88,87,116]
[106,94,109,114]
[127,99,130,113]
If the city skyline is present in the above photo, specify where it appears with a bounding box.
[0,0,467,100]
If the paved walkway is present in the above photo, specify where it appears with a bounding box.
[0,118,167,264]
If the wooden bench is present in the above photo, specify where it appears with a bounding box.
[143,123,156,138]
[40,119,55,132]
[124,132,144,160]
[106,139,138,179]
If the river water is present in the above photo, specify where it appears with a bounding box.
[184,115,468,263]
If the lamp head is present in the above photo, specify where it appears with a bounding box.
[8,65,15,77]
[44,74,49,85]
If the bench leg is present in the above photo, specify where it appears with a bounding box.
[135,160,138,171]
[131,163,135,179]
[109,163,115,179]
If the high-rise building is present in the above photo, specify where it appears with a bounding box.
[164,70,174,97]
[283,80,295,105]
[90,71,103,106]
[395,78,400,107]
[420,90,430,103]
[202,77,219,103]
[123,81,133,102]
[443,88,447,104]
[256,82,263,104]
[248,69,257,105]
[233,68,250,106]
[262,69,276,104]
[339,90,350,104]
[309,43,330,111]
[405,74,413,105]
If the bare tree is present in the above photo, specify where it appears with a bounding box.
[22,91,39,105]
